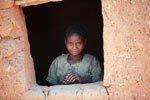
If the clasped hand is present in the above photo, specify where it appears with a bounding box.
[60,72,82,85]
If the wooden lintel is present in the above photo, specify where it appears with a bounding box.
[15,0,63,7]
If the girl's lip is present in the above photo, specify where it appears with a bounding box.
[72,51,78,53]
[71,51,79,54]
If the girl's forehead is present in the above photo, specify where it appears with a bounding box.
[67,33,82,38]
[66,34,83,40]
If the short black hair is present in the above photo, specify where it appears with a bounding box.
[64,24,87,39]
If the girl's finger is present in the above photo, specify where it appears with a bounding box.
[62,80,67,85]
[66,73,81,83]
[67,74,74,80]
[70,75,80,83]
[71,77,78,83]
[67,74,77,81]
[71,75,81,82]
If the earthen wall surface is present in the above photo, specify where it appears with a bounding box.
[102,0,150,100]
[0,1,35,100]
[0,0,150,100]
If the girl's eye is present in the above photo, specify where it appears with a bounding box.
[68,42,72,45]
[77,42,80,45]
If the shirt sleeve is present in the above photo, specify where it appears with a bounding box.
[90,57,103,82]
[46,58,59,85]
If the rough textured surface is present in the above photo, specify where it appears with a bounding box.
[0,0,108,100]
[15,0,63,7]
[23,82,108,100]
[0,2,35,100]
[0,0,150,100]
[0,0,14,10]
[102,0,150,100]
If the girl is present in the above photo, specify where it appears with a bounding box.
[46,24,103,85]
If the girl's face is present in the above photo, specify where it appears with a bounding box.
[65,34,86,57]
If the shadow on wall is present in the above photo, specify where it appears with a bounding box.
[23,0,103,85]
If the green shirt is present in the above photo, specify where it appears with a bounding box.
[46,54,102,85]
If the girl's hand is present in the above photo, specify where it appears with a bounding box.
[66,72,82,83]
[59,74,69,85]
[60,73,82,84]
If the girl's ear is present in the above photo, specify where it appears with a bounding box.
[64,38,67,44]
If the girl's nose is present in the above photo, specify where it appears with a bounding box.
[72,44,77,49]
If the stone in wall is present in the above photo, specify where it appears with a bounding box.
[102,0,150,100]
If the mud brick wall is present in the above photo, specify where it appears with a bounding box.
[0,1,35,100]
[102,0,150,100]
[0,0,150,100]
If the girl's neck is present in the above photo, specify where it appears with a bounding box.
[67,53,84,64]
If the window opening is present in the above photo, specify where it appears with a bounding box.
[23,0,103,86]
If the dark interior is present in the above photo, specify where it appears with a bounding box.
[23,0,103,85]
